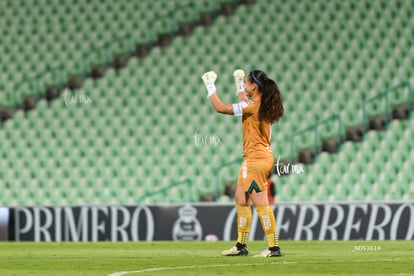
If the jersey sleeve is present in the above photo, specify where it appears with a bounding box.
[232,101,255,117]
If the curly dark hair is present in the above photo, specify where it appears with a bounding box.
[248,70,284,124]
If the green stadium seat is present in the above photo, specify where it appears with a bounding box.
[0,0,413,205]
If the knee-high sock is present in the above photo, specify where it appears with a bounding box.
[255,205,279,247]
[236,205,252,245]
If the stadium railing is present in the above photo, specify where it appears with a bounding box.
[361,81,413,136]
[137,178,193,203]
[12,66,65,110]
[289,114,342,164]
[214,157,243,199]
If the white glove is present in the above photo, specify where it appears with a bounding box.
[201,71,217,98]
[233,69,245,95]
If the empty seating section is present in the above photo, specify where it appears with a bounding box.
[276,117,414,203]
[0,0,230,107]
[0,0,413,205]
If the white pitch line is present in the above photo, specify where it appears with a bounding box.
[108,258,403,276]
[108,261,297,276]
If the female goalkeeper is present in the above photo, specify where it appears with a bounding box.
[201,69,284,257]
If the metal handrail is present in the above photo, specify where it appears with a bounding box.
[362,81,412,136]
[289,114,342,164]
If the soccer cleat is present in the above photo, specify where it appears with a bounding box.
[221,244,248,256]
[254,246,282,257]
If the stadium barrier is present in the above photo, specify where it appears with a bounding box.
[6,202,414,242]
[0,207,9,241]
[214,157,243,199]
[289,114,342,164]
[362,81,413,135]
[282,81,412,169]
[137,178,193,203]
[12,66,65,110]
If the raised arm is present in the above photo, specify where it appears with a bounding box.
[201,71,234,115]
[209,92,234,115]
[233,69,248,102]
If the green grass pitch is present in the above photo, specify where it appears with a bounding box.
[0,241,413,275]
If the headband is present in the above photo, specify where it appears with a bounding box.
[251,71,263,88]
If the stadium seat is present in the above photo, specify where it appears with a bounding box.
[0,0,413,205]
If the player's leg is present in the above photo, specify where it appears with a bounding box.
[221,187,251,256]
[221,162,251,256]
[247,157,282,257]
[234,187,251,253]
[250,190,282,257]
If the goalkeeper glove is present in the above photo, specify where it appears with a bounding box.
[233,69,245,95]
[201,71,217,98]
